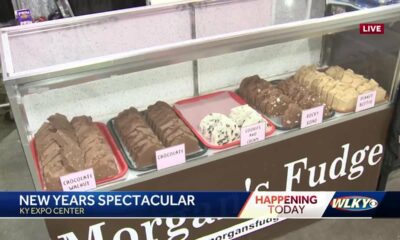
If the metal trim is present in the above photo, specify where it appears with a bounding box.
[391,49,400,102]
[0,32,14,77]
[0,103,10,108]
[306,0,312,19]
[190,2,199,96]
[271,0,276,25]
[4,4,400,88]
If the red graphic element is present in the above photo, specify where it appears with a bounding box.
[359,24,384,34]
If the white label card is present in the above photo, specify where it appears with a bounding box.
[240,122,266,147]
[301,105,324,129]
[156,144,186,170]
[356,91,376,112]
[60,168,96,192]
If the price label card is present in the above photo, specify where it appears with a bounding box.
[301,105,324,129]
[356,91,376,112]
[240,122,266,147]
[60,168,96,192]
[156,144,186,170]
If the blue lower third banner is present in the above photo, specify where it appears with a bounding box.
[1,191,400,218]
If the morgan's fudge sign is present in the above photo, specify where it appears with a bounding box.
[48,108,392,240]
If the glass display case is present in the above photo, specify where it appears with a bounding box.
[2,0,400,238]
[1,0,399,192]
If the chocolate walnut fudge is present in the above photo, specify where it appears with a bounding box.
[35,114,118,191]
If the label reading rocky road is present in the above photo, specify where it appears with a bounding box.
[60,168,96,192]
[301,105,324,129]
[356,91,376,112]
[240,122,266,147]
[156,144,186,170]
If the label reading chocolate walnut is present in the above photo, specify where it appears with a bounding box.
[60,169,96,192]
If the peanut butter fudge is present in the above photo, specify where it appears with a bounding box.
[295,65,387,112]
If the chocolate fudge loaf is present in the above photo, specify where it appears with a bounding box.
[72,116,118,180]
[146,101,201,154]
[35,122,69,191]
[47,113,85,172]
[114,107,163,168]
[35,113,119,190]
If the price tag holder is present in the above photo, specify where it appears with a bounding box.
[301,105,324,129]
[356,91,376,112]
[60,168,96,192]
[240,122,266,147]
[156,144,186,170]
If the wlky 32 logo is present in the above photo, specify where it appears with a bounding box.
[330,196,379,212]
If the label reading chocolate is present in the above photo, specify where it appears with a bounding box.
[356,91,376,112]
[60,169,96,192]
[240,122,266,147]
[301,105,324,129]
[156,144,186,170]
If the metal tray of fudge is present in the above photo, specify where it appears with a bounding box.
[269,79,336,130]
[261,110,335,131]
[107,118,208,171]
[235,79,335,131]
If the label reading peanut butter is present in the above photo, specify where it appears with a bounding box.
[356,91,376,112]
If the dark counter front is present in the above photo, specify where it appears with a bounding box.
[47,107,393,240]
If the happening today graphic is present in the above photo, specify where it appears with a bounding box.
[238,192,335,218]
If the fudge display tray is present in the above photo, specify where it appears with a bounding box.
[107,118,208,171]
[263,111,335,131]
[331,98,388,113]
[241,80,336,131]
[173,91,276,149]
[30,123,129,190]
[274,70,389,114]
[270,79,390,114]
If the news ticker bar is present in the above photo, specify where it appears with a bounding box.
[1,192,399,218]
